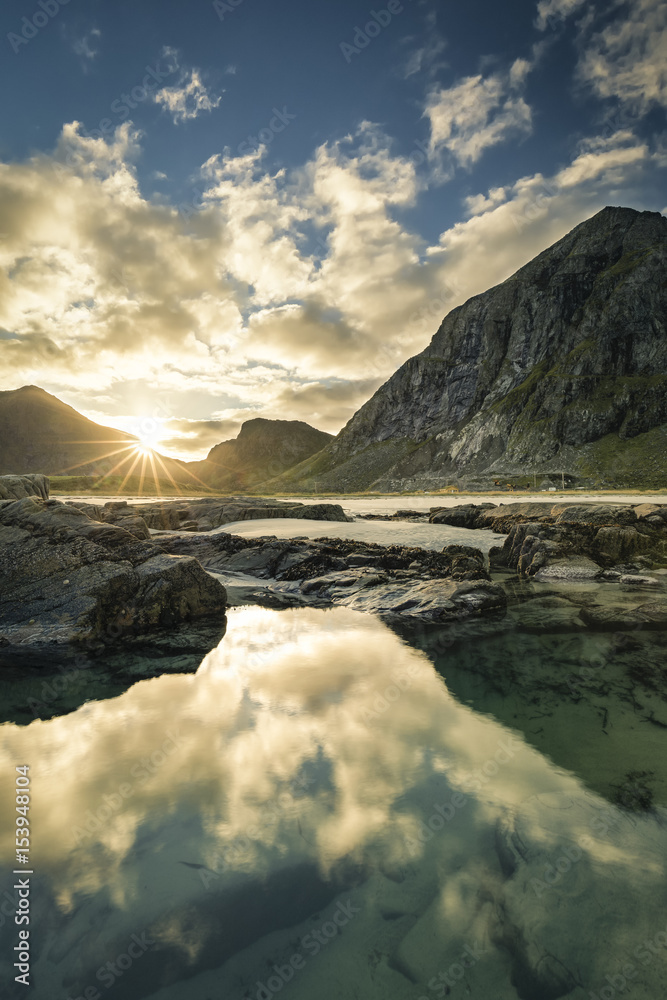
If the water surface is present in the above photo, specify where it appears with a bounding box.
[1,607,665,1000]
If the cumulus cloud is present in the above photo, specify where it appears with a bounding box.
[423,130,657,309]
[0,114,663,458]
[424,61,533,171]
[153,52,223,124]
[577,0,667,112]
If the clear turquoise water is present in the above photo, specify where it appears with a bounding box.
[1,605,666,1000]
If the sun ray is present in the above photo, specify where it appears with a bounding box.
[57,444,138,476]
[118,450,144,493]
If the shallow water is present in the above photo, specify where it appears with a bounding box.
[1,606,665,1000]
[207,517,508,554]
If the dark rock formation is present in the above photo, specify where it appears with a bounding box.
[427,501,667,579]
[272,207,667,491]
[0,473,49,500]
[159,532,507,623]
[0,498,227,658]
[183,417,333,490]
[68,496,352,534]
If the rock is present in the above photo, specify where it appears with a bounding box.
[493,794,667,1000]
[619,574,661,586]
[580,602,667,629]
[268,207,667,492]
[0,498,227,655]
[158,532,506,623]
[136,498,351,532]
[592,525,655,564]
[534,556,603,582]
[66,500,151,540]
[0,474,49,501]
[471,501,667,577]
[506,595,586,632]
[333,576,506,623]
[429,503,496,527]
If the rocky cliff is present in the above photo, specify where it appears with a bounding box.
[184,417,333,491]
[275,207,667,491]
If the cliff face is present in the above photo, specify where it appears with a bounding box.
[185,418,333,490]
[275,207,667,491]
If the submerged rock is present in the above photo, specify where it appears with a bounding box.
[0,497,227,657]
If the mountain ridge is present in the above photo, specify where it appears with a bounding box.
[184,417,333,491]
[271,206,667,491]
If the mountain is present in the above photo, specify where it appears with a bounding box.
[0,386,192,485]
[185,418,333,491]
[273,207,667,491]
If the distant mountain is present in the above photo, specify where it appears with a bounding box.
[273,207,667,491]
[0,386,191,485]
[185,418,333,491]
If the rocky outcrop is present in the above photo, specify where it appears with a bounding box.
[0,498,227,657]
[159,532,507,623]
[183,417,333,490]
[0,473,49,500]
[428,501,667,579]
[272,207,667,492]
[63,497,350,536]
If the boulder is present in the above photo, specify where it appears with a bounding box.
[0,498,227,655]
[0,474,49,501]
[534,556,603,582]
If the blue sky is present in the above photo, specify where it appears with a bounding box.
[0,0,665,459]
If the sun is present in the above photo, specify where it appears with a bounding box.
[134,419,165,455]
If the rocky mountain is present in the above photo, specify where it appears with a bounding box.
[0,385,191,485]
[184,418,333,491]
[274,207,667,491]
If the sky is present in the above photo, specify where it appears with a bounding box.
[0,0,665,461]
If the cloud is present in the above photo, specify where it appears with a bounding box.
[0,116,664,457]
[423,130,657,313]
[160,417,243,458]
[72,27,101,63]
[153,52,223,124]
[273,379,384,432]
[535,0,587,31]
[577,0,667,112]
[424,61,533,171]
[402,20,447,79]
